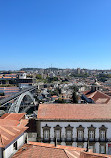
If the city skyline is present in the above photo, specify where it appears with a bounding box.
[0,0,111,70]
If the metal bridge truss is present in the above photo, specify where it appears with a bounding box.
[8,91,36,113]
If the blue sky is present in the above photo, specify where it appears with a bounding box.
[0,0,111,70]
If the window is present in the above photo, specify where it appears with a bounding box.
[54,125,62,141]
[99,125,107,141]
[89,131,94,139]
[88,125,96,141]
[55,130,60,140]
[42,124,51,141]
[13,141,17,150]
[44,130,49,140]
[78,130,83,140]
[65,125,73,141]
[77,125,84,141]
[66,130,72,140]
[100,131,105,140]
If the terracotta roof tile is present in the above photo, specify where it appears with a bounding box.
[80,151,111,158]
[20,119,29,127]
[12,142,84,158]
[0,113,28,147]
[0,119,20,126]
[12,142,111,158]
[0,125,28,147]
[84,90,110,104]
[37,103,111,121]
[0,113,9,119]
[0,113,26,121]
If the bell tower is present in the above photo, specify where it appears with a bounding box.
[91,79,100,92]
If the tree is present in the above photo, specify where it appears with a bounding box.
[70,85,79,92]
[55,98,66,103]
[72,91,78,103]
[36,74,42,79]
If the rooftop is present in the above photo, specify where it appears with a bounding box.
[37,103,111,121]
[0,113,28,147]
[12,142,111,158]
[84,90,111,104]
[12,142,84,158]
[0,125,28,147]
[0,113,26,121]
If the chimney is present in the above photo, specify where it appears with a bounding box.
[54,137,57,147]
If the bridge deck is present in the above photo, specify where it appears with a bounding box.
[0,86,37,106]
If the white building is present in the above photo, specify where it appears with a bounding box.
[0,113,28,158]
[37,103,111,155]
[18,72,27,79]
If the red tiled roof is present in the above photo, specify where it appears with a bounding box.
[80,151,111,158]
[12,142,84,158]
[0,119,20,126]
[37,103,111,121]
[51,95,58,98]
[0,113,28,148]
[20,119,29,127]
[84,90,110,104]
[12,142,111,158]
[0,125,28,147]
[0,113,26,121]
[0,113,9,119]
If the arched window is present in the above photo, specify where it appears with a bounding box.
[54,125,62,141]
[77,125,84,141]
[99,125,107,141]
[42,124,51,141]
[65,125,73,141]
[88,125,96,141]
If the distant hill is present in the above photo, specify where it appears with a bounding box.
[20,67,63,71]
[20,68,43,71]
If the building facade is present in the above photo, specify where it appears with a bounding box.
[37,104,111,155]
[39,121,111,154]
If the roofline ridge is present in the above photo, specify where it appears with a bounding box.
[65,149,79,158]
[63,149,70,158]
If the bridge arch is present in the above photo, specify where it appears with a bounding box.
[8,91,36,113]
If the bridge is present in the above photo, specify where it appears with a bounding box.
[0,86,38,113]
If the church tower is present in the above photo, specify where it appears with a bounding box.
[91,79,100,92]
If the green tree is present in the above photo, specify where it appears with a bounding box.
[36,74,42,79]
[72,91,78,103]
[55,98,66,103]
